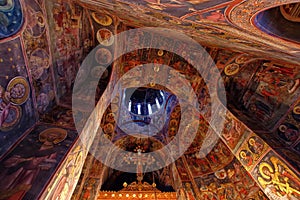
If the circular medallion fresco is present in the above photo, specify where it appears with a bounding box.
[97,28,114,46]
[95,48,112,65]
[91,12,112,26]
[0,0,23,39]
[224,63,240,76]
[6,76,30,105]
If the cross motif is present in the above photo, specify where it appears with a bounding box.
[123,148,155,183]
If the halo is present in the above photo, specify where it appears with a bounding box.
[39,128,68,144]
[239,150,246,159]
[97,28,114,46]
[0,104,21,131]
[293,106,300,115]
[224,63,240,76]
[249,138,255,146]
[157,49,164,56]
[279,124,287,132]
[91,65,108,79]
[235,54,251,64]
[91,12,112,26]
[7,76,30,105]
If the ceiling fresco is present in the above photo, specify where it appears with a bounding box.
[0,0,300,199]
[78,0,300,64]
[254,5,300,43]
[0,0,24,39]
[220,56,300,132]
[119,0,233,18]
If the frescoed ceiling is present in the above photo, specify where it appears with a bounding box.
[77,0,300,64]
[0,0,300,199]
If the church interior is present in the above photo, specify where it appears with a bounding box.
[0,0,300,199]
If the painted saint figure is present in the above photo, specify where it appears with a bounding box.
[0,128,67,200]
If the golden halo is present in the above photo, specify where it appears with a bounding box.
[239,151,246,159]
[96,28,114,46]
[91,12,112,26]
[106,112,115,123]
[36,12,45,27]
[293,105,300,115]
[103,123,114,134]
[235,54,250,64]
[7,76,30,105]
[91,65,108,79]
[224,63,240,76]
[279,124,287,132]
[157,49,164,56]
[39,128,67,144]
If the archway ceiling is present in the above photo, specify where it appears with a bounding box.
[77,0,300,64]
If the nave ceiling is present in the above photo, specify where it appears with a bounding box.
[0,0,299,199]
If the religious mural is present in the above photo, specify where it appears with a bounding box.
[254,4,300,43]
[0,0,300,199]
[0,0,24,39]
[0,38,36,158]
[252,151,300,200]
[41,105,76,128]
[40,144,85,200]
[185,140,234,177]
[184,7,227,23]
[261,98,300,171]
[45,0,94,106]
[219,54,300,132]
[237,133,269,171]
[78,0,300,66]
[22,0,56,116]
[195,158,269,200]
[0,124,78,200]
[119,0,232,18]
[220,111,248,151]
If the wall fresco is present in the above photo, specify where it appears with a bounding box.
[175,157,190,182]
[45,0,94,106]
[267,97,300,171]
[236,133,269,171]
[41,105,75,128]
[22,0,56,116]
[185,140,234,177]
[220,54,300,132]
[0,124,77,200]
[40,144,85,200]
[0,38,36,158]
[184,6,227,23]
[254,6,300,43]
[194,158,268,200]
[229,0,300,61]
[1,1,299,199]
[252,151,300,200]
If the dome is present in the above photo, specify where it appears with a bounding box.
[124,87,165,117]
